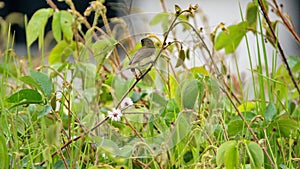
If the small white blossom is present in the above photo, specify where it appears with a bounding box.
[120,97,133,109]
[108,108,122,121]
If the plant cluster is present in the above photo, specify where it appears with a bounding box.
[0,0,299,168]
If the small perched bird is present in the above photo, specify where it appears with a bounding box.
[129,38,156,72]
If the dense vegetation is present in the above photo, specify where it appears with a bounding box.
[0,0,299,168]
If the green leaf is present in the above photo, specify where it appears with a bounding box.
[60,10,73,41]
[228,120,245,136]
[246,2,258,31]
[52,11,62,42]
[112,76,134,101]
[182,80,199,109]
[30,70,52,98]
[0,133,9,169]
[215,21,248,54]
[149,12,170,32]
[6,89,43,105]
[246,141,264,169]
[92,38,116,61]
[149,12,169,26]
[264,102,277,122]
[270,116,299,137]
[190,66,210,77]
[26,8,53,46]
[175,49,186,68]
[287,55,300,69]
[150,92,167,106]
[38,105,52,119]
[20,76,43,91]
[49,40,74,64]
[172,113,190,146]
[216,140,238,168]
[224,142,239,169]
[169,75,178,99]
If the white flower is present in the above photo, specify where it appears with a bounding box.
[120,97,133,109]
[108,108,122,121]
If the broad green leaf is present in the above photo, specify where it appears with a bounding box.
[149,12,170,32]
[191,66,210,77]
[112,76,134,101]
[246,141,264,169]
[149,12,169,26]
[0,133,9,169]
[292,60,300,72]
[246,2,258,30]
[60,10,73,41]
[172,113,190,146]
[216,140,237,168]
[224,142,239,169]
[6,89,43,105]
[141,73,154,86]
[49,40,74,64]
[287,55,300,69]
[52,11,61,42]
[26,8,53,46]
[92,38,116,61]
[97,139,119,155]
[119,145,133,157]
[269,116,299,137]
[178,14,190,31]
[20,76,43,91]
[228,120,245,136]
[182,80,199,109]
[237,101,255,113]
[6,89,42,103]
[215,21,248,54]
[38,105,52,119]
[264,102,277,122]
[206,77,220,99]
[30,70,52,98]
[150,92,167,106]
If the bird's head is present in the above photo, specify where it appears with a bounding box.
[141,38,155,48]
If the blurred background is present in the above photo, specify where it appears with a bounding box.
[0,0,299,60]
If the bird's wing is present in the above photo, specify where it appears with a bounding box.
[129,47,155,65]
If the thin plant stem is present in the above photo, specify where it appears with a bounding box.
[257,0,300,95]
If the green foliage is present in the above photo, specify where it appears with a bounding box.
[1,1,299,168]
[216,140,239,169]
[0,133,9,169]
[49,40,75,64]
[181,79,199,109]
[215,21,248,54]
[6,89,43,106]
[26,8,53,46]
[246,2,258,31]
[246,141,264,169]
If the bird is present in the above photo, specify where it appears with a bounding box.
[128,38,156,72]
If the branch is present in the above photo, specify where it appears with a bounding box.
[257,0,300,95]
